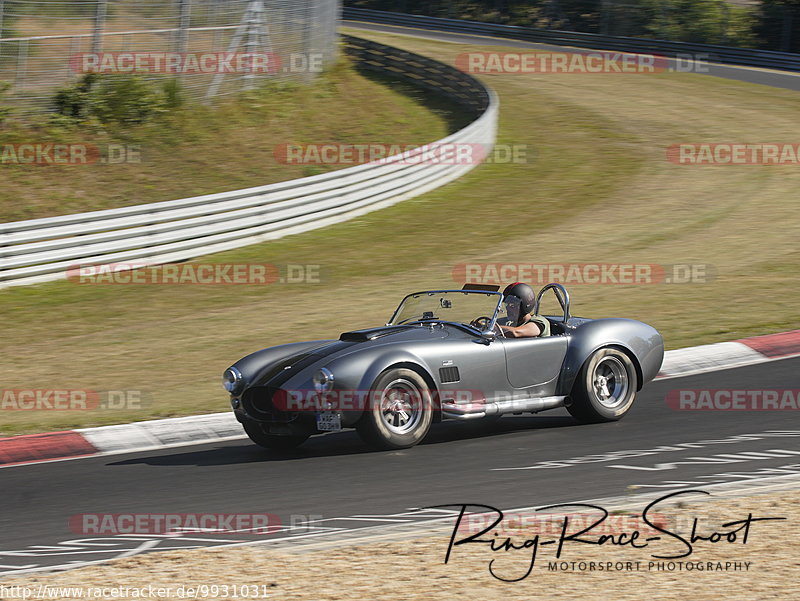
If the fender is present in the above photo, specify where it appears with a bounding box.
[557,318,664,395]
[320,348,437,425]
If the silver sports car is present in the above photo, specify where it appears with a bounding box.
[222,283,664,450]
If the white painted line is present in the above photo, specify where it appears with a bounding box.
[336,517,411,523]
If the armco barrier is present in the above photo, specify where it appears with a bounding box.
[343,8,800,73]
[0,35,498,289]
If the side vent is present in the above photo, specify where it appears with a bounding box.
[439,366,460,383]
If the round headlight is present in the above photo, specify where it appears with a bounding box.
[312,367,334,393]
[222,367,243,394]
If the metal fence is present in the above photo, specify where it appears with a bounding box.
[0,0,340,113]
[343,7,800,72]
[0,35,498,289]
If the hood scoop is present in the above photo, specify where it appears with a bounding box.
[339,325,413,342]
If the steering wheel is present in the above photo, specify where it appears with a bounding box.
[469,316,505,337]
[470,315,491,329]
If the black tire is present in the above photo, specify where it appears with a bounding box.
[356,368,433,450]
[567,347,638,423]
[242,420,310,450]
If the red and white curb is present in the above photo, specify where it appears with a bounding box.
[0,413,242,468]
[656,329,800,379]
[1,329,798,468]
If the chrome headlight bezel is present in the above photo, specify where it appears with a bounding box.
[312,367,334,393]
[222,366,243,394]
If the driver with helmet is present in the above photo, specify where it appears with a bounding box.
[498,282,550,338]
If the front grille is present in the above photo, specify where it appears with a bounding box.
[242,387,298,423]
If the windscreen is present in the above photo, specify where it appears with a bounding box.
[389,291,504,328]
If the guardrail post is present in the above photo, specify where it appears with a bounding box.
[205,0,260,100]
[176,0,192,87]
[15,38,28,89]
[212,0,222,50]
[301,0,314,84]
[67,36,80,82]
[177,0,191,54]
[92,0,107,54]
[243,0,265,90]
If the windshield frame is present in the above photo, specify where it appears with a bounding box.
[387,289,504,334]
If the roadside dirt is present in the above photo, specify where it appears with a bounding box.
[5,487,799,600]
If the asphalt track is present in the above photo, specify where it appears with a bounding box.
[1,357,798,575]
[1,23,798,577]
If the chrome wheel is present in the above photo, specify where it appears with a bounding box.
[380,378,423,435]
[592,356,629,409]
[356,368,433,450]
[567,347,638,423]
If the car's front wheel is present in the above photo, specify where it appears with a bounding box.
[242,420,310,450]
[567,347,638,423]
[356,368,433,450]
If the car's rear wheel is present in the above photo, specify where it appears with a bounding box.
[567,347,638,423]
[242,420,310,450]
[356,368,433,450]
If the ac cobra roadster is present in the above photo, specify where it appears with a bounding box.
[222,283,664,450]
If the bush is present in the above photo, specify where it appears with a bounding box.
[52,74,184,126]
[53,73,98,120]
[640,0,757,47]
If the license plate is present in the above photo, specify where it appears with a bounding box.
[316,411,342,431]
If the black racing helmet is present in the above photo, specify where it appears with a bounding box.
[502,282,536,317]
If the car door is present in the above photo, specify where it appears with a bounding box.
[501,335,568,390]
[421,333,507,405]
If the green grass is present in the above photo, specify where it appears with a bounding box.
[0,29,798,436]
[0,60,453,222]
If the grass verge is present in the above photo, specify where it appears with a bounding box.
[0,59,453,222]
